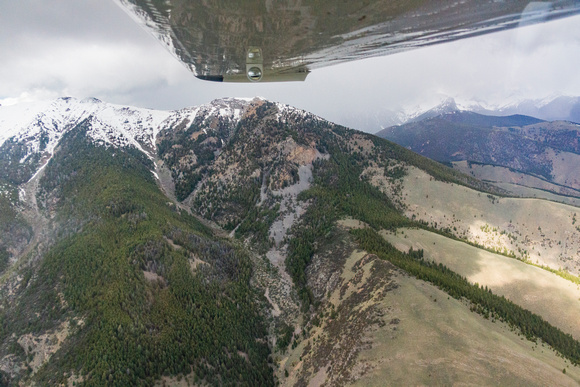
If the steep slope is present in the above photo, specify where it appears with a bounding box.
[1,97,579,386]
[1,98,164,185]
[281,245,580,386]
[0,184,32,274]
[0,118,272,386]
[0,98,278,385]
[384,228,580,339]
[153,98,580,383]
[0,97,251,186]
[368,165,580,275]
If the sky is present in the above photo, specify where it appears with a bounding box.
[1,1,580,132]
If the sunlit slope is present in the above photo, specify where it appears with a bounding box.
[452,160,580,205]
[383,228,580,340]
[280,247,580,386]
[375,166,580,275]
[352,274,580,387]
[492,182,580,208]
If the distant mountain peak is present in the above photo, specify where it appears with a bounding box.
[407,97,460,123]
[79,97,103,104]
[452,95,580,124]
[437,97,458,111]
[368,94,580,133]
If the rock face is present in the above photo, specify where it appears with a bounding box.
[0,97,579,386]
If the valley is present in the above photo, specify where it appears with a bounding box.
[0,97,579,386]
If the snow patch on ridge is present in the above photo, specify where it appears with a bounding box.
[27,160,50,184]
[0,97,258,182]
[274,101,325,125]
[18,187,26,203]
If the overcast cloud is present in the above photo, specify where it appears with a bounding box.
[1,1,580,132]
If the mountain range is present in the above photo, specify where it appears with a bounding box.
[336,95,580,133]
[376,104,580,205]
[1,97,579,386]
[465,95,580,124]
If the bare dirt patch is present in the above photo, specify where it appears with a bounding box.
[67,373,84,387]
[287,145,319,165]
[163,236,182,250]
[154,372,198,387]
[337,217,369,230]
[188,255,209,273]
[143,270,165,283]
[17,320,71,375]
[264,287,281,317]
[282,250,398,386]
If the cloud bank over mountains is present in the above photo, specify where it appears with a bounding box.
[0,1,579,133]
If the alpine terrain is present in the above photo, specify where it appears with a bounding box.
[0,97,579,386]
[377,101,580,206]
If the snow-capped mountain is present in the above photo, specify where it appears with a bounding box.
[405,97,460,124]
[340,98,465,133]
[365,95,580,133]
[2,95,580,386]
[0,97,252,184]
[402,95,579,127]
[466,95,580,123]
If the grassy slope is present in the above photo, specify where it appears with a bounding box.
[383,165,580,275]
[352,272,580,386]
[452,160,580,202]
[353,228,580,365]
[280,246,580,386]
[492,182,580,207]
[383,228,580,340]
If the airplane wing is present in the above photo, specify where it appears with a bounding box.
[113,0,580,82]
